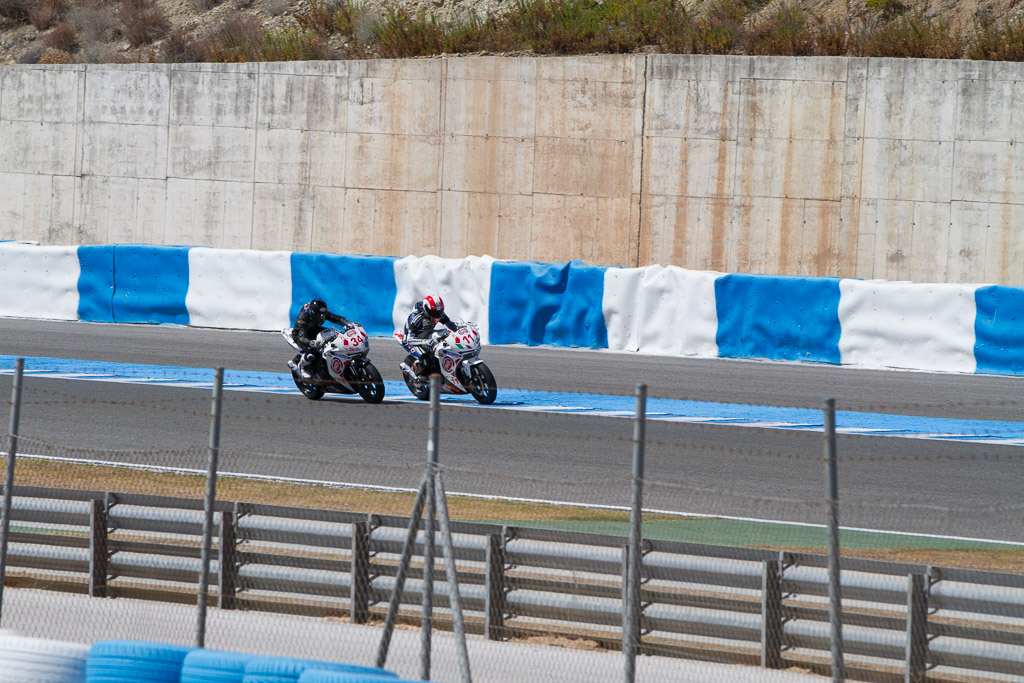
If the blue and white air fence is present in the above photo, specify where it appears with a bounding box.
[2,241,1023,376]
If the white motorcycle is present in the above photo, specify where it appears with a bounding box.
[282,324,385,404]
[396,322,497,405]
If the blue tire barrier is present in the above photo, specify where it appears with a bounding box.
[181,649,258,683]
[85,640,194,682]
[297,672,416,682]
[242,655,398,682]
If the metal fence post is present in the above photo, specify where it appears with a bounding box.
[484,533,505,641]
[624,383,646,682]
[351,520,370,624]
[434,474,472,683]
[376,474,430,669]
[217,509,236,610]
[0,357,24,624]
[421,374,440,682]
[196,367,224,648]
[761,559,783,669]
[89,498,109,598]
[823,397,844,683]
[906,573,928,683]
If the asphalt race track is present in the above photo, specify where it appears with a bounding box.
[2,318,1023,543]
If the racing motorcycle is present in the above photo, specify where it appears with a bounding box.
[282,324,385,404]
[396,322,497,405]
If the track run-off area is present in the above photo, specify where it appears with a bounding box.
[2,319,1023,548]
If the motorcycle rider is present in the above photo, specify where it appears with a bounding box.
[400,295,459,379]
[290,298,353,380]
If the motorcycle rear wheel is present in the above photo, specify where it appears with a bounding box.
[468,363,497,405]
[291,354,325,400]
[352,362,386,404]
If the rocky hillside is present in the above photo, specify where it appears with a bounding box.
[1,0,1022,66]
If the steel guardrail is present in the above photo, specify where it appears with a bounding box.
[4,486,1022,683]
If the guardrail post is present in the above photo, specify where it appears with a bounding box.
[0,357,24,625]
[217,510,236,609]
[351,520,370,624]
[761,558,783,669]
[484,533,505,641]
[906,573,928,683]
[620,543,628,605]
[89,498,109,598]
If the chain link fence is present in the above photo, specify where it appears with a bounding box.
[1,359,1023,682]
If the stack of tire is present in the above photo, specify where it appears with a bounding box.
[0,631,89,682]
[64,639,427,682]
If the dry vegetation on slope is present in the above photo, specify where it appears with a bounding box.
[1,0,1023,66]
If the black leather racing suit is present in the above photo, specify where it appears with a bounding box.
[293,308,351,350]
[292,307,352,375]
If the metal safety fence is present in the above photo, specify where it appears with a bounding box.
[2,356,1024,683]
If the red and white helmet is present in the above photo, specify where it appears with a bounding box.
[421,295,444,322]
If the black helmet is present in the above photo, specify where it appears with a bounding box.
[306,299,328,325]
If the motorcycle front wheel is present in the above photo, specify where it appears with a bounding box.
[352,362,386,404]
[403,371,430,401]
[468,363,497,405]
[291,354,325,400]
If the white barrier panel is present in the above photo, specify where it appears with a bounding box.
[604,265,719,357]
[0,242,80,321]
[838,279,979,373]
[186,248,292,331]
[392,255,495,343]
[603,266,645,352]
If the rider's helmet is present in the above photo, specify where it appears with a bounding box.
[305,298,328,326]
[421,295,444,322]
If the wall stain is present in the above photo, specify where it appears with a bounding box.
[709,79,734,271]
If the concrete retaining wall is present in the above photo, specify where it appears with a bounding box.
[1,56,1022,284]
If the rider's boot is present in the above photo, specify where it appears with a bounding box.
[298,353,315,380]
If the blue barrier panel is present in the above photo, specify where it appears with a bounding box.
[488,260,608,348]
[77,245,116,323]
[975,285,1024,375]
[290,253,398,337]
[110,245,191,325]
[715,274,841,363]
